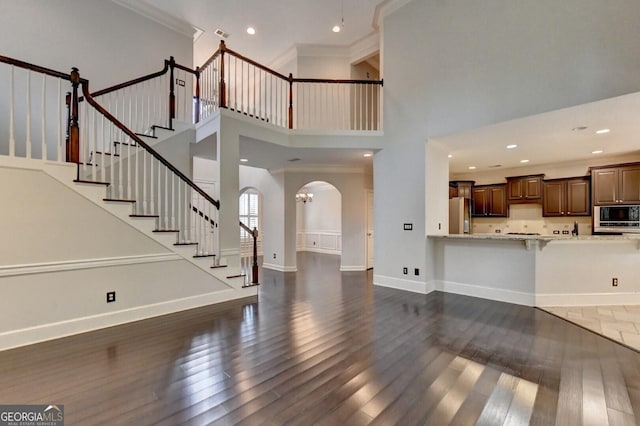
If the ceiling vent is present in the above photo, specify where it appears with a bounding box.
[214,28,229,38]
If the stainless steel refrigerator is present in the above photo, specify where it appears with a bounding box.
[449,197,471,234]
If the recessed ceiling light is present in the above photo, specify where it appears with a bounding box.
[572,126,588,131]
[240,158,249,163]
[520,159,529,163]
[447,154,453,158]
[468,166,477,170]
[332,25,341,33]
[506,144,517,149]
[592,150,604,154]
[246,27,256,35]
[363,153,373,158]
[595,128,610,134]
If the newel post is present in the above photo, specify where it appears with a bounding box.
[67,67,80,163]
[169,56,176,129]
[219,40,227,108]
[194,67,201,124]
[288,73,293,129]
[252,227,259,285]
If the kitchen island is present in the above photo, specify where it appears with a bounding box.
[428,233,640,307]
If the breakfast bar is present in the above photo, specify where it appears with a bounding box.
[429,233,640,307]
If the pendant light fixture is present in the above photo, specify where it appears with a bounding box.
[333,0,344,32]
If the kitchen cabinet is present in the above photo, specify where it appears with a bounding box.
[472,184,507,217]
[542,177,590,217]
[449,180,474,199]
[591,164,640,205]
[506,175,544,203]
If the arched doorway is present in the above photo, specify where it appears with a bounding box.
[295,181,342,269]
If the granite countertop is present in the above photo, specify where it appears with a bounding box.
[428,233,640,241]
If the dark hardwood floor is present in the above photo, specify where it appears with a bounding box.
[1,252,640,425]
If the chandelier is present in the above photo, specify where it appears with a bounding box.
[296,188,314,203]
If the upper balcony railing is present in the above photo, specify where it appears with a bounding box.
[200,41,383,131]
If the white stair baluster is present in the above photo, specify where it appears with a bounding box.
[9,65,15,157]
[164,166,169,229]
[56,79,62,162]
[41,75,46,160]
[142,150,147,214]
[26,70,31,159]
[149,155,155,215]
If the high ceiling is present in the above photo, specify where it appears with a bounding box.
[437,92,640,175]
[128,0,385,65]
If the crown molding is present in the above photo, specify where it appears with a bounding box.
[373,0,413,29]
[349,31,380,64]
[112,0,196,38]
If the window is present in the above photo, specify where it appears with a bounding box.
[239,190,260,241]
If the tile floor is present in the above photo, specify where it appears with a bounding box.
[543,305,640,351]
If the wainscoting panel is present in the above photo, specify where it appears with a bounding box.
[297,231,341,255]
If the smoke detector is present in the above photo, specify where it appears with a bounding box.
[214,28,229,38]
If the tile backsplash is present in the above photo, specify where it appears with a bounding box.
[472,204,592,235]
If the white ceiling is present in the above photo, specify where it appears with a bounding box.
[239,136,374,172]
[132,0,385,64]
[437,92,640,175]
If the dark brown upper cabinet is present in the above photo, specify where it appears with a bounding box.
[506,174,544,203]
[542,177,590,217]
[591,164,640,206]
[472,184,507,217]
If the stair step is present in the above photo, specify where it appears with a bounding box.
[113,141,137,147]
[74,179,110,186]
[103,198,136,203]
[151,125,174,132]
[135,132,158,139]
[129,214,159,218]
[94,151,119,157]
[174,242,198,246]
[153,229,179,233]
[193,254,215,258]
[227,273,246,279]
[211,265,228,269]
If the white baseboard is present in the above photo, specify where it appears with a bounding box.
[435,280,535,307]
[373,274,434,294]
[536,292,640,307]
[262,262,297,272]
[298,247,341,255]
[0,253,180,277]
[0,288,257,352]
[339,265,366,272]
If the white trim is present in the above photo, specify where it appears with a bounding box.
[373,0,413,29]
[435,280,535,307]
[374,274,433,294]
[0,288,257,351]
[111,0,196,37]
[0,253,180,277]
[349,32,380,64]
[262,262,297,272]
[340,265,366,272]
[536,292,640,307]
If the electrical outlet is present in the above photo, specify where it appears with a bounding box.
[176,78,185,87]
[562,230,570,235]
[403,267,408,275]
[106,291,116,303]
[273,253,276,259]
[612,278,618,287]
[414,268,420,276]
[495,229,501,233]
[553,230,560,235]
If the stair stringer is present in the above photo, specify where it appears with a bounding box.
[35,159,254,294]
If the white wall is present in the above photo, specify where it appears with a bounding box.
[378,0,640,293]
[0,167,169,265]
[296,183,342,254]
[0,0,193,89]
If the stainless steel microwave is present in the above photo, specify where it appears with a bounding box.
[594,205,640,233]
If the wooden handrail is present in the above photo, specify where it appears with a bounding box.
[80,80,220,210]
[293,77,384,85]
[90,60,170,97]
[0,55,87,83]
